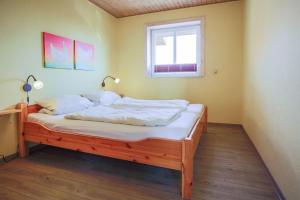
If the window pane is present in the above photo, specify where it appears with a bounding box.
[176,33,197,64]
[147,20,203,77]
[154,34,174,65]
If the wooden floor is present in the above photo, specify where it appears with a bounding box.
[0,124,278,200]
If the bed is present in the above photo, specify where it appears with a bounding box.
[16,102,208,200]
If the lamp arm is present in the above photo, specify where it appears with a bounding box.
[103,76,116,82]
[26,74,37,83]
[102,76,117,88]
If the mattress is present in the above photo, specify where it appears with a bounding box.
[27,104,204,141]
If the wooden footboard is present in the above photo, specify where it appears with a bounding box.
[182,106,207,199]
[24,121,183,170]
[16,103,208,200]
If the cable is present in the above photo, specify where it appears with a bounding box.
[26,91,30,104]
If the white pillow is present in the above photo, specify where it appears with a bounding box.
[82,91,121,106]
[99,91,121,106]
[81,91,104,105]
[37,95,94,115]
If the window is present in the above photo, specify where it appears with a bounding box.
[146,18,204,77]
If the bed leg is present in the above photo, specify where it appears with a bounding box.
[182,140,193,200]
[18,132,27,158]
[17,103,28,158]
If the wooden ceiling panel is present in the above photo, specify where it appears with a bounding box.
[89,0,239,18]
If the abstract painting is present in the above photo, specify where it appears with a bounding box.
[74,40,95,71]
[43,32,73,69]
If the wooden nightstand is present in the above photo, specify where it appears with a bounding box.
[0,108,22,162]
[0,109,21,116]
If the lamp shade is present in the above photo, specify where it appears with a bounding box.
[33,80,44,90]
[114,78,120,84]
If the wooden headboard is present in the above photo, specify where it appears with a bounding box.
[27,104,42,114]
[16,103,42,122]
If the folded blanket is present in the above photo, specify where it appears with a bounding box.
[113,97,189,111]
[65,105,182,126]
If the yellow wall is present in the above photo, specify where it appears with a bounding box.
[114,1,244,124]
[0,0,117,156]
[243,0,300,199]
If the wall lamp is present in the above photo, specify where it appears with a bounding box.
[23,75,44,104]
[101,76,120,88]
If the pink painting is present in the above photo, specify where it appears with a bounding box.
[43,32,73,69]
[74,40,95,71]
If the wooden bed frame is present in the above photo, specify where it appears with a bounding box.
[16,103,208,200]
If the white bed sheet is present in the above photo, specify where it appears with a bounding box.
[27,104,204,141]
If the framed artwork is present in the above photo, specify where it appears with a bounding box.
[74,40,95,71]
[43,32,73,69]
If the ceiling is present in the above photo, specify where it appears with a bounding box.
[89,0,238,18]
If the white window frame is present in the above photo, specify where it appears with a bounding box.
[146,17,205,78]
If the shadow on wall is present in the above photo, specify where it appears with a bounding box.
[242,100,297,198]
[74,0,114,49]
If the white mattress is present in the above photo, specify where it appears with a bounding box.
[27,104,204,141]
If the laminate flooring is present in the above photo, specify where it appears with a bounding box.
[0,124,278,200]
